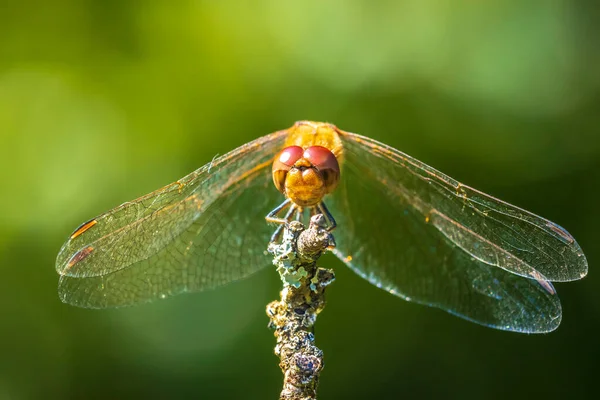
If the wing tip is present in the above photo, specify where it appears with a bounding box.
[554,246,588,282]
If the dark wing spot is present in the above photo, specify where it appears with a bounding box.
[546,221,575,245]
[66,246,95,269]
[70,219,98,239]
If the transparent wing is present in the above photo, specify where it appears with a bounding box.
[328,131,588,332]
[56,131,287,308]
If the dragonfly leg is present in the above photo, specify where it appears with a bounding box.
[266,198,292,225]
[316,201,337,232]
[269,205,299,243]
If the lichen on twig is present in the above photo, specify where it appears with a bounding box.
[266,214,336,400]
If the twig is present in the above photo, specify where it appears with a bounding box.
[266,214,336,400]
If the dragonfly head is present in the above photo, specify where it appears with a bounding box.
[272,145,340,207]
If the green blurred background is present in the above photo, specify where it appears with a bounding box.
[1,0,599,399]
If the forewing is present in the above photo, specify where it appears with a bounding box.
[328,131,586,332]
[56,131,287,308]
[336,132,587,282]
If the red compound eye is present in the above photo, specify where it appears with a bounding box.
[276,146,304,167]
[272,146,304,193]
[303,146,338,171]
[303,146,340,193]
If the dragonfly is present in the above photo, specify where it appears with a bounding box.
[56,121,588,333]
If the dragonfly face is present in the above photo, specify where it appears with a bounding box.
[272,145,340,207]
[56,121,588,333]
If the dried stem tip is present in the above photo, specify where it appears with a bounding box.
[267,214,336,400]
